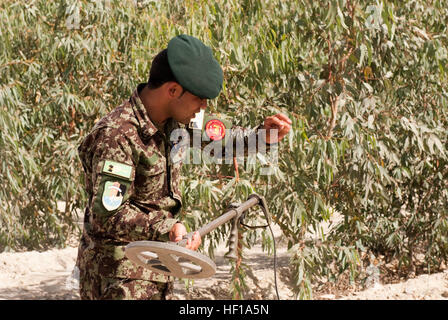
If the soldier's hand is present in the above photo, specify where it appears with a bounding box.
[262,113,292,144]
[169,223,202,251]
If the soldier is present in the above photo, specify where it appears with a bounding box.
[76,34,291,300]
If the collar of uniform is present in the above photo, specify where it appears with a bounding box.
[129,83,159,139]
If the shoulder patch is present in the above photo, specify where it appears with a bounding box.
[102,160,133,180]
[102,181,127,211]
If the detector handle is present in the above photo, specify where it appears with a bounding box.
[224,215,240,260]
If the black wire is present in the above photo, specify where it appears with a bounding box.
[240,221,269,229]
[244,195,280,300]
[267,219,280,300]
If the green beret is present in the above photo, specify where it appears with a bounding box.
[167,34,223,99]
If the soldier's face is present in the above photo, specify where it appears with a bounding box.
[170,90,207,124]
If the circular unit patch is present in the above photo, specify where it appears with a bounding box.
[205,119,226,141]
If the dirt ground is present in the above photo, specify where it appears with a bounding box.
[1,223,447,300]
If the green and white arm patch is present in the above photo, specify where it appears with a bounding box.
[94,160,134,213]
[102,160,133,180]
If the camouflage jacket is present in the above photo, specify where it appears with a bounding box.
[76,83,269,282]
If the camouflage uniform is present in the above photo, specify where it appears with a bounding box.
[76,83,266,300]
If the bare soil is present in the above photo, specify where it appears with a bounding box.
[1,224,447,300]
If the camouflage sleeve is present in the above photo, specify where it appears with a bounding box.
[87,127,178,243]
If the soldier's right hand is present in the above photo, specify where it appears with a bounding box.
[169,223,202,251]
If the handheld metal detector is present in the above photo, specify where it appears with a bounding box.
[125,194,277,287]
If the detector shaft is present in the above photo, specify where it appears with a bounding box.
[178,196,259,247]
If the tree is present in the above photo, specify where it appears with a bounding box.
[1,0,446,299]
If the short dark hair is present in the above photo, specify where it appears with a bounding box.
[147,49,177,89]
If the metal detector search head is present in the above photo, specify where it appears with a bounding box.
[125,241,216,279]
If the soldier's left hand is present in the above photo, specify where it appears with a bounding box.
[262,113,292,144]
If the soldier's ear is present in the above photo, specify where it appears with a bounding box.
[165,82,183,99]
